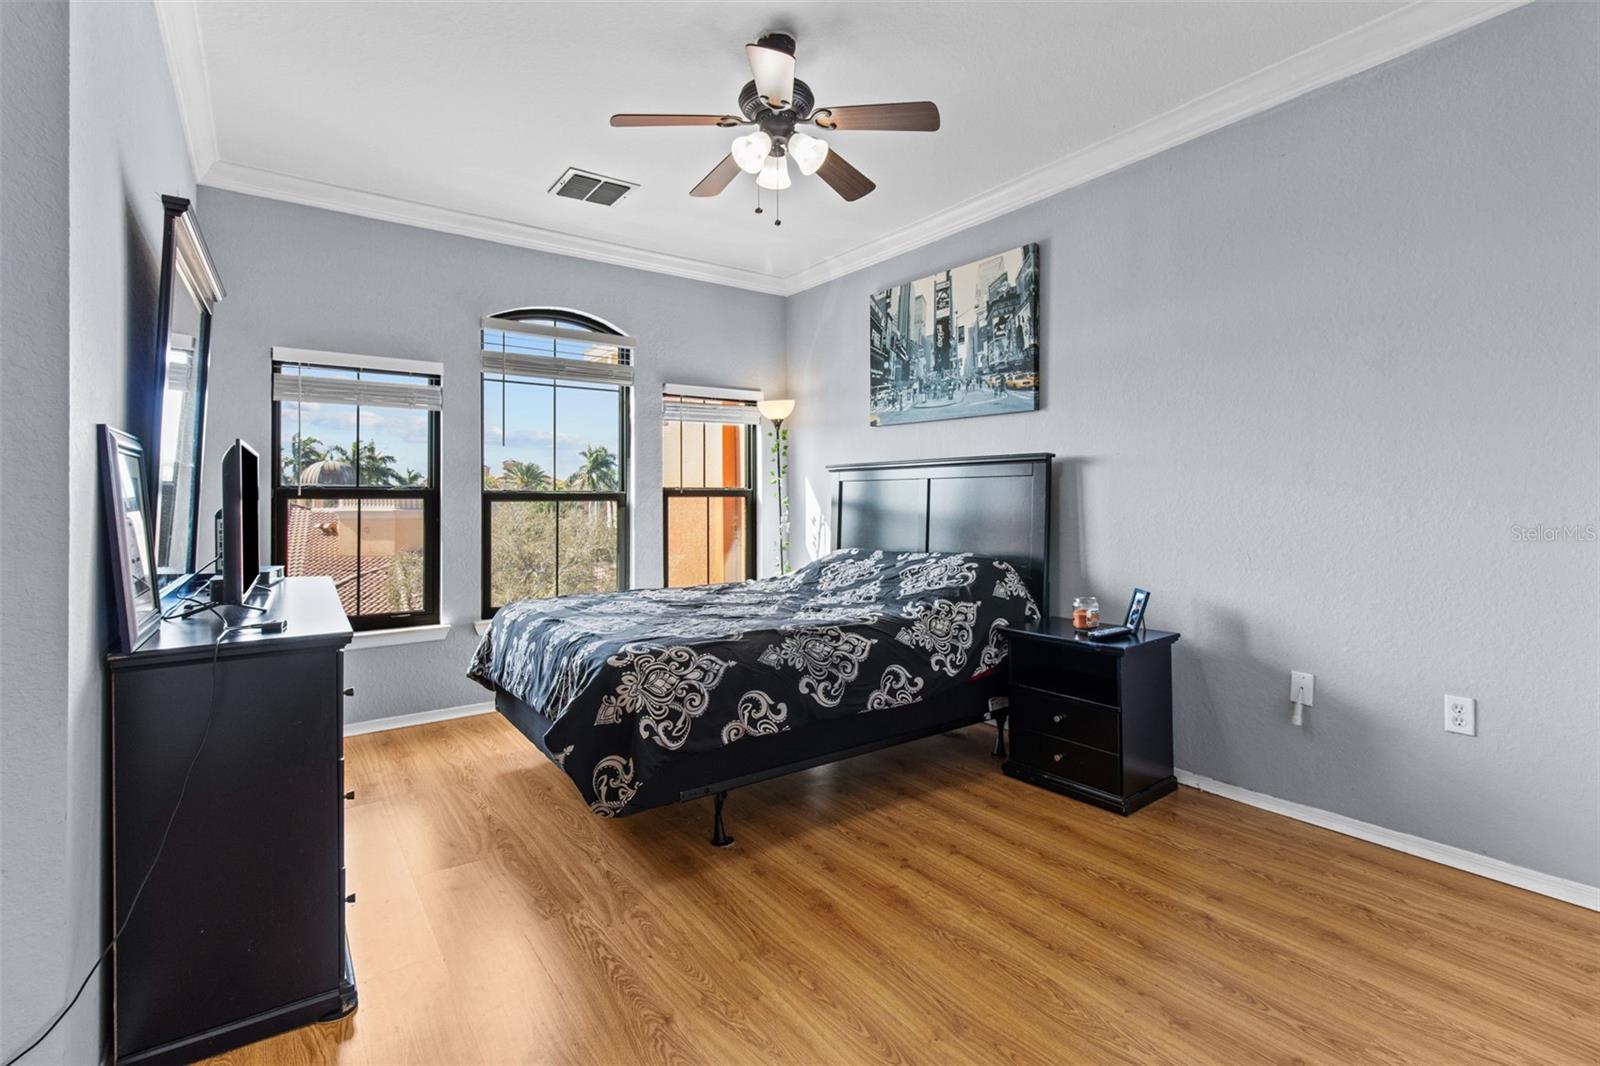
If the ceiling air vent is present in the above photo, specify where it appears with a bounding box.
[549,168,637,206]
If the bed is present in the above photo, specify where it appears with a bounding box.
[469,452,1054,844]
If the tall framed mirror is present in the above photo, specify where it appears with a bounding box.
[151,195,225,596]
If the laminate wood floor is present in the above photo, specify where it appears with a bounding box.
[207,713,1599,1066]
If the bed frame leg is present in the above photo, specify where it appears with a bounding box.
[992,713,1008,758]
[710,791,735,848]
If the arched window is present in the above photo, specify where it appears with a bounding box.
[480,309,632,614]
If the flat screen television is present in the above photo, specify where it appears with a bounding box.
[218,439,260,606]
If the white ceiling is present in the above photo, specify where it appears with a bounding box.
[159,1,1521,293]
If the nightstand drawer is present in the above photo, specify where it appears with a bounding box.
[1011,685,1120,753]
[1009,730,1122,795]
[1009,638,1119,706]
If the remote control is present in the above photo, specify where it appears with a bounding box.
[1085,625,1133,640]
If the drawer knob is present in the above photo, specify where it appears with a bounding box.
[344,790,356,801]
[1052,714,1063,723]
[343,687,355,697]
[345,893,356,904]
[1052,753,1063,763]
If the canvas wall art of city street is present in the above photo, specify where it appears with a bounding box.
[868,243,1039,426]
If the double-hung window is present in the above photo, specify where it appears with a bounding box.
[662,389,758,587]
[481,310,631,616]
[271,349,442,630]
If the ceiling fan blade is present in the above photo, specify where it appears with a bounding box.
[815,150,875,202]
[690,153,744,197]
[611,114,742,128]
[812,102,941,132]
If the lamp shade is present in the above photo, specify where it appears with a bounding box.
[757,398,795,422]
[746,41,796,108]
[787,131,829,176]
[755,154,791,191]
[730,130,772,175]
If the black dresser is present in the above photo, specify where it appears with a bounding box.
[106,576,356,1064]
[1002,619,1180,814]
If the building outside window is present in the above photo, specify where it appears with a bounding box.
[481,309,631,616]
[271,351,442,630]
[662,389,759,587]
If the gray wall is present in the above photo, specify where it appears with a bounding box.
[1,1,196,1061]
[195,189,789,725]
[785,2,1598,887]
[1,3,76,1062]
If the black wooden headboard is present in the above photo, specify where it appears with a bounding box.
[828,453,1055,614]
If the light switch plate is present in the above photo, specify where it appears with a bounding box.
[1290,671,1314,706]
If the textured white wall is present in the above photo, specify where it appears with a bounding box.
[1,1,196,1062]
[784,3,1598,886]
[196,188,789,724]
[1,3,76,1062]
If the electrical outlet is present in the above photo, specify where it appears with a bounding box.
[1290,671,1314,707]
[1445,695,1476,736]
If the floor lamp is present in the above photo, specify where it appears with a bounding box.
[757,398,795,574]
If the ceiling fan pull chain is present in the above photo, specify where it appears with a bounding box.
[754,183,763,216]
[774,183,782,227]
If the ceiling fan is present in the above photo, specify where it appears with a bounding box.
[610,32,940,211]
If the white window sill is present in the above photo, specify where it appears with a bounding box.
[349,622,453,651]
[474,619,492,637]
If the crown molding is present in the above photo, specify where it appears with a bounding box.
[782,0,1528,294]
[152,0,220,179]
[156,0,1525,299]
[201,161,791,295]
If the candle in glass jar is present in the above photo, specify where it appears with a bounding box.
[1072,596,1100,630]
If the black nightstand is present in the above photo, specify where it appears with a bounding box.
[1002,618,1180,815]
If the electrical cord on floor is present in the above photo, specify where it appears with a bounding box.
[1,623,239,1066]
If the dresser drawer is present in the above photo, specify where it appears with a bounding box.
[1010,729,1123,796]
[1010,684,1120,753]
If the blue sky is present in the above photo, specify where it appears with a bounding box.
[482,377,620,481]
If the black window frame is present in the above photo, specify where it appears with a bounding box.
[661,404,758,588]
[270,363,442,632]
[480,310,631,618]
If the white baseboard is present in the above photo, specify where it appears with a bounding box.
[344,701,495,737]
[1175,770,1600,911]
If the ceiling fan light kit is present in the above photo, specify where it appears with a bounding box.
[611,31,940,215]
[731,130,773,174]
[755,154,791,191]
[786,131,829,176]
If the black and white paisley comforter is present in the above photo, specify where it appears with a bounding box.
[467,549,1040,817]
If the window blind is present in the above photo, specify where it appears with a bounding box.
[481,316,635,386]
[481,350,634,387]
[165,359,192,391]
[661,392,761,425]
[272,364,443,411]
